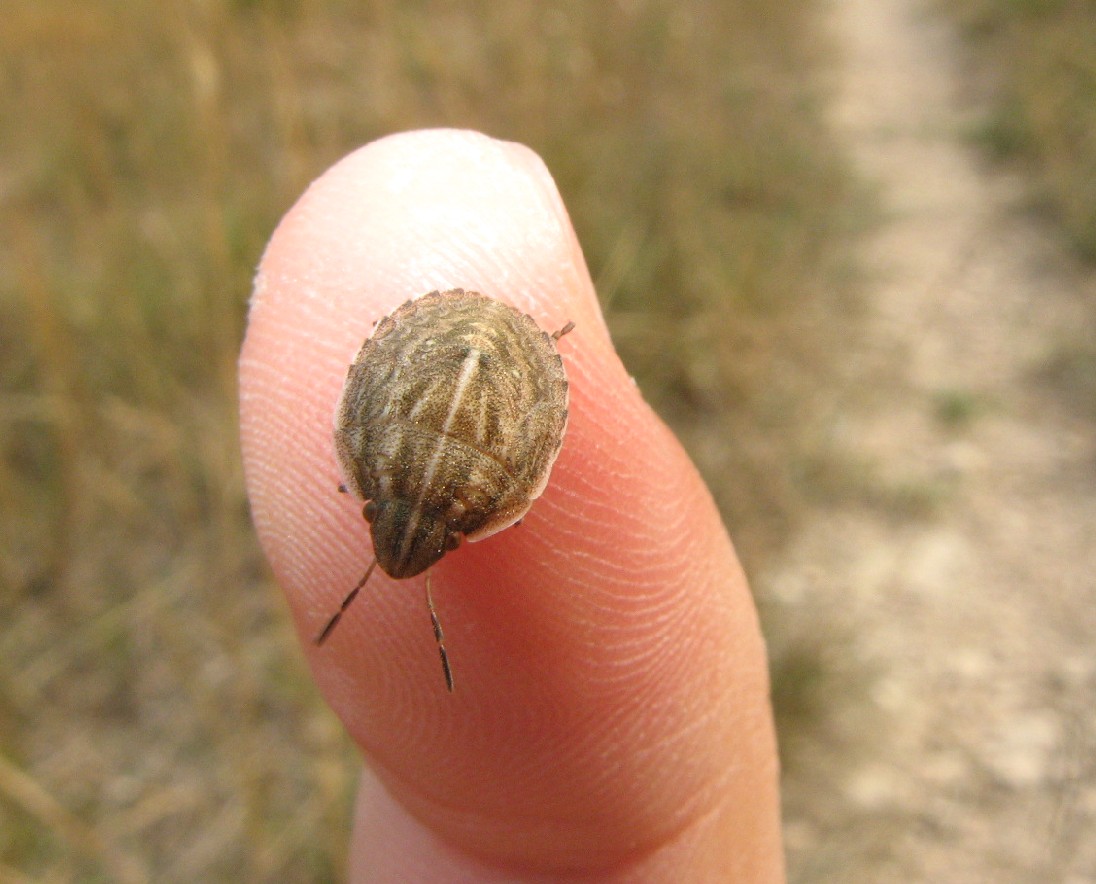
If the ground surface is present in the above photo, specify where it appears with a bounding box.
[774,0,1096,880]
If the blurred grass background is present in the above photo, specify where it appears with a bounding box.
[946,0,1096,416]
[0,0,861,880]
[948,0,1096,261]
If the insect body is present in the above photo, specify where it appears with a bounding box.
[317,288,573,692]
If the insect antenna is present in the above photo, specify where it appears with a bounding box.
[314,558,378,645]
[425,572,454,692]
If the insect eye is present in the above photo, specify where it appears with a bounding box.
[363,501,378,523]
[445,532,462,552]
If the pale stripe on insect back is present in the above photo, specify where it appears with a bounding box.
[396,348,482,569]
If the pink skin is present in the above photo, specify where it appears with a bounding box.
[239,129,784,881]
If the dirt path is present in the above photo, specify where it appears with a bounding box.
[774,0,1096,880]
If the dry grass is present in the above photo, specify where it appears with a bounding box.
[0,1,857,879]
[948,0,1096,261]
[946,0,1096,420]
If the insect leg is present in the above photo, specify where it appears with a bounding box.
[425,571,454,693]
[552,320,575,341]
[314,558,378,645]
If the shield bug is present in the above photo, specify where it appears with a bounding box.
[316,288,573,692]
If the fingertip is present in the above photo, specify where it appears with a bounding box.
[251,128,607,339]
[239,128,781,878]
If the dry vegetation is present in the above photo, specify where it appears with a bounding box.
[0,1,856,879]
[950,0,1096,260]
[946,0,1096,415]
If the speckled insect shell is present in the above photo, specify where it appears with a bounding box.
[334,288,571,581]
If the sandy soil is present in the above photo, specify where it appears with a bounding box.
[772,1,1096,880]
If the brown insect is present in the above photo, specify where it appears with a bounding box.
[316,288,574,691]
